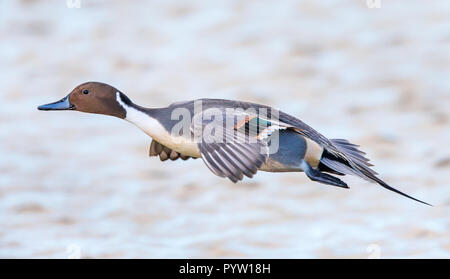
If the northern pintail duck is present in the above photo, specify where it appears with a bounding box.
[38,82,430,205]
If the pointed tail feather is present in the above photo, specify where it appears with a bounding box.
[366,173,432,206]
[320,139,432,206]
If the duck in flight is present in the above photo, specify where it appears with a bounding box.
[38,82,430,206]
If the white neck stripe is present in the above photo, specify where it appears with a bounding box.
[116,91,166,138]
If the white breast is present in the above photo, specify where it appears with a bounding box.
[116,93,201,157]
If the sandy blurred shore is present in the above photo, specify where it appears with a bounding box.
[0,0,449,258]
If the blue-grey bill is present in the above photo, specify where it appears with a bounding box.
[38,94,75,110]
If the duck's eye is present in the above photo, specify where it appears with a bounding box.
[83,89,89,95]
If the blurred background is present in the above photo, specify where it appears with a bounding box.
[0,0,449,258]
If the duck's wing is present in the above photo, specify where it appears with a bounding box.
[191,107,283,182]
[149,140,196,161]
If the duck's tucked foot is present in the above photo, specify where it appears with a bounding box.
[301,160,349,189]
[149,140,195,161]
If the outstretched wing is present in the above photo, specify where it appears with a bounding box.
[191,108,273,183]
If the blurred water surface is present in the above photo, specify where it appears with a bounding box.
[0,0,449,258]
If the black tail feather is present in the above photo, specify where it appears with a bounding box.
[320,139,432,206]
[318,161,345,176]
[370,175,432,206]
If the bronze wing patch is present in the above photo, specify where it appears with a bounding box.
[149,140,195,161]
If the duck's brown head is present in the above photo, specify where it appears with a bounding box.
[38,82,130,119]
